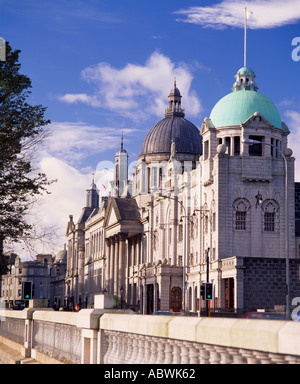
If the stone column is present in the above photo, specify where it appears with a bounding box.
[118,233,128,296]
[104,239,110,292]
[78,245,85,304]
[136,235,141,265]
[171,198,178,265]
[132,236,135,267]
[159,201,165,261]
[230,136,235,156]
[142,282,147,314]
[109,237,115,295]
[114,235,119,295]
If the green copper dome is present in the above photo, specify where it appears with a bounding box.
[209,67,283,130]
[237,66,255,76]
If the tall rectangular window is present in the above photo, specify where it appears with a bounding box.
[178,225,183,241]
[235,211,246,230]
[271,138,275,157]
[249,135,263,156]
[178,255,183,267]
[234,136,240,156]
[205,215,209,234]
[204,140,209,160]
[264,212,275,232]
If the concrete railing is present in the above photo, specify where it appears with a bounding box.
[1,308,300,364]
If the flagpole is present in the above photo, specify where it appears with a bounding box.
[244,7,247,67]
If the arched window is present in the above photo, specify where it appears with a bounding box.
[261,200,279,232]
[233,198,251,231]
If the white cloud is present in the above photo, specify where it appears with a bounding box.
[175,0,300,29]
[39,157,89,230]
[58,93,100,107]
[38,157,115,240]
[59,51,202,120]
[6,157,92,259]
[44,121,137,166]
[15,120,132,256]
[11,154,116,259]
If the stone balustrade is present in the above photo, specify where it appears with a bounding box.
[98,314,300,364]
[1,307,300,364]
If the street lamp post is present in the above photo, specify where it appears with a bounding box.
[206,247,210,317]
[157,194,187,312]
[193,208,210,316]
[243,138,291,320]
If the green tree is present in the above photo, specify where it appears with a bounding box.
[0,42,51,259]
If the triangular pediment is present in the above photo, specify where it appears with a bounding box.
[104,198,121,228]
[104,197,143,237]
[200,117,215,135]
[242,113,275,129]
[106,206,118,227]
[65,216,75,236]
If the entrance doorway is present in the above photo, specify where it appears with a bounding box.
[147,284,154,314]
[225,278,234,309]
[170,287,182,312]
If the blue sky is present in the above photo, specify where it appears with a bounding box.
[2,0,300,256]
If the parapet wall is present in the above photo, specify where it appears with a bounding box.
[0,308,300,364]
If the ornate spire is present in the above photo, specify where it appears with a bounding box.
[114,133,128,197]
[116,132,127,154]
[90,172,97,190]
[86,173,99,208]
[165,79,185,117]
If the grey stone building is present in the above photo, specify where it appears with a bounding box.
[1,254,53,305]
[65,69,300,315]
[49,246,67,309]
[1,248,67,308]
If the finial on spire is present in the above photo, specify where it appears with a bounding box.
[92,172,95,184]
[244,7,253,67]
[165,79,185,117]
[121,132,124,150]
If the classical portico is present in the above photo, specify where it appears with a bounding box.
[104,198,143,301]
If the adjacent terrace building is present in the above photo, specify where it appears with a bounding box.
[1,249,67,308]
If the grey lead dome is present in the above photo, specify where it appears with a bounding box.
[140,116,202,156]
[140,79,202,158]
